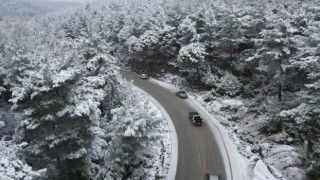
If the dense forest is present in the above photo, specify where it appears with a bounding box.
[0,0,319,179]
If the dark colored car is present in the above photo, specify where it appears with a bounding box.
[176,90,188,99]
[188,112,204,126]
[138,73,149,80]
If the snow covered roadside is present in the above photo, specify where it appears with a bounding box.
[192,97,307,180]
[187,97,243,180]
[148,78,242,180]
[188,97,279,180]
[150,74,307,180]
[131,85,178,180]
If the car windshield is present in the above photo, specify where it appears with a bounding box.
[180,91,186,94]
[194,116,201,121]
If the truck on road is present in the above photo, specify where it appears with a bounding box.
[188,112,204,126]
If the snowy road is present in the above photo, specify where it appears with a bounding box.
[121,70,234,180]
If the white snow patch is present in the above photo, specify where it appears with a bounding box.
[0,121,4,128]
[254,160,278,180]
[221,99,244,109]
[0,141,46,179]
[149,77,178,92]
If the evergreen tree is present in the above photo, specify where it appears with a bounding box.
[246,2,297,100]
[177,42,207,81]
[10,49,117,178]
[177,16,198,45]
[97,82,164,179]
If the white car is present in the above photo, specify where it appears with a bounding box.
[176,90,188,99]
[139,73,149,80]
[207,172,221,180]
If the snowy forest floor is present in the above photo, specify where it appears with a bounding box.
[153,73,307,180]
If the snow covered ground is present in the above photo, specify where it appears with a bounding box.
[149,74,307,180]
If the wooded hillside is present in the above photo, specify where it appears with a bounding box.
[0,0,319,179]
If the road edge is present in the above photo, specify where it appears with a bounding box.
[132,85,178,180]
[187,98,243,180]
[148,77,242,180]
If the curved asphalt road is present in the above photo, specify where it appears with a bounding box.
[120,70,227,180]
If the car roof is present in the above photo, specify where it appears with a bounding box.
[207,172,221,180]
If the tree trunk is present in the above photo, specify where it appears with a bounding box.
[278,83,282,101]
[196,65,201,81]
[4,89,11,103]
[230,43,233,60]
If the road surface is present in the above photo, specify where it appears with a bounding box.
[121,70,227,180]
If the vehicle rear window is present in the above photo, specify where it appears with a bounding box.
[194,116,201,121]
